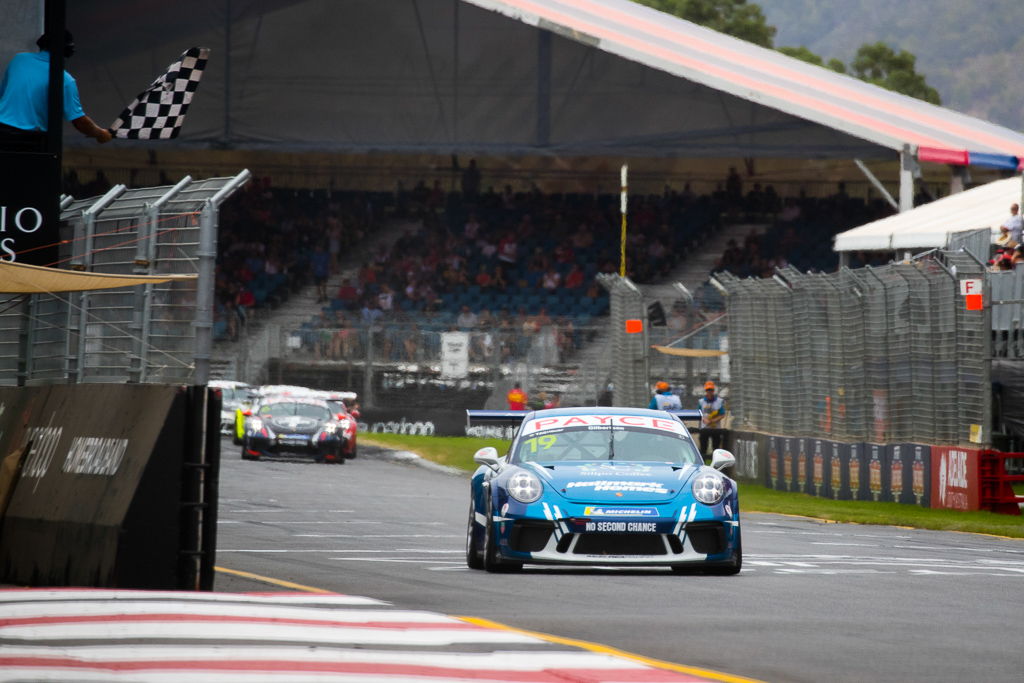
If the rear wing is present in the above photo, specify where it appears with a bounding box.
[465,410,529,440]
[667,409,703,422]
[466,409,530,426]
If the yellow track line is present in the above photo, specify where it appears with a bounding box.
[214,566,764,683]
[457,615,766,683]
[214,566,334,593]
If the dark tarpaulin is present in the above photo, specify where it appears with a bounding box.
[992,360,1024,442]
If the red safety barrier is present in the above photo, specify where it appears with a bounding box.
[978,450,1024,516]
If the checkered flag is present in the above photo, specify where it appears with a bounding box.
[109,47,209,140]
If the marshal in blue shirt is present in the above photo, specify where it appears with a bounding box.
[0,51,85,131]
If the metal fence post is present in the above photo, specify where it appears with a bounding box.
[195,171,250,385]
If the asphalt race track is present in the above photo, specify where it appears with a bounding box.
[214,439,1024,683]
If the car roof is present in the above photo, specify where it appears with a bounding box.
[525,406,678,419]
[261,396,330,407]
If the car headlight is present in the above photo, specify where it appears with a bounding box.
[507,470,543,503]
[692,472,725,505]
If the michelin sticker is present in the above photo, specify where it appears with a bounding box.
[583,506,658,517]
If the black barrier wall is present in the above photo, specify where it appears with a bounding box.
[729,431,932,508]
[0,385,219,588]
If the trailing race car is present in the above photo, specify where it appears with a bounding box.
[240,396,349,463]
[209,380,252,437]
[465,406,741,574]
[317,390,359,459]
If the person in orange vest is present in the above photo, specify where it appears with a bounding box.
[506,382,527,410]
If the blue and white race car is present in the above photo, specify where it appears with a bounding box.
[465,407,741,573]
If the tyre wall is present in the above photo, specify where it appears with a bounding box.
[730,431,944,509]
[0,384,219,588]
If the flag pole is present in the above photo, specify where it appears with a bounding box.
[619,164,628,277]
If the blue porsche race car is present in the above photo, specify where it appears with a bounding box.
[465,406,741,574]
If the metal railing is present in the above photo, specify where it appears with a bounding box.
[715,250,991,446]
[0,173,249,386]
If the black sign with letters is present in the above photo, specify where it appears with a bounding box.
[0,152,60,266]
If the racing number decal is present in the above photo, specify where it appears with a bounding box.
[522,434,558,452]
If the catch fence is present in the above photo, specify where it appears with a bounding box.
[0,172,249,386]
[715,250,991,446]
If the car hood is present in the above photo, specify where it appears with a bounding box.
[528,462,699,504]
[265,415,322,434]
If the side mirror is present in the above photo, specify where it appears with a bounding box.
[473,446,502,472]
[711,449,736,472]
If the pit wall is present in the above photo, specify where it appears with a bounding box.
[0,385,220,589]
[730,431,982,511]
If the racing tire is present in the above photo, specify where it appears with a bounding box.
[465,494,484,570]
[704,529,742,576]
[482,496,522,573]
[240,442,257,461]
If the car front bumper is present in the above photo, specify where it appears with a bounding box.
[486,498,739,566]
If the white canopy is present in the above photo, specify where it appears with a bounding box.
[833,177,1024,252]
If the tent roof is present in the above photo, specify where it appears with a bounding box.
[833,177,1023,252]
[470,0,1024,159]
[40,0,1023,161]
[0,260,196,294]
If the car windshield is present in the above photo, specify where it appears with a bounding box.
[326,400,348,416]
[259,402,332,420]
[220,387,246,402]
[513,426,702,466]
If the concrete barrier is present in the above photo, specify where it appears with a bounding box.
[0,385,219,589]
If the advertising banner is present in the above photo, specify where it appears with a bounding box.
[848,442,867,501]
[811,439,827,497]
[766,435,782,489]
[794,440,811,493]
[828,440,844,499]
[440,332,469,378]
[780,437,796,492]
[889,443,931,507]
[867,443,886,502]
[931,446,980,511]
[728,431,761,483]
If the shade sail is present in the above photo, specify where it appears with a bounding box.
[832,177,1023,252]
[651,345,727,358]
[0,261,196,293]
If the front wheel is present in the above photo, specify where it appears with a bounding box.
[483,496,522,573]
[704,528,742,576]
[465,493,484,570]
[240,439,256,460]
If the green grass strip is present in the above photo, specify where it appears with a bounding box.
[360,433,1024,539]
